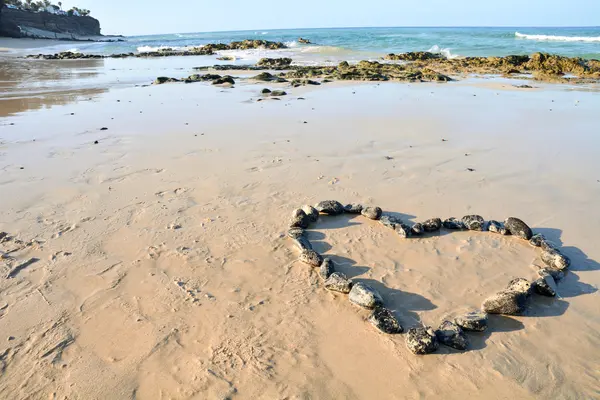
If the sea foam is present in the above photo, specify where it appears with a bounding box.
[515,32,600,42]
[427,45,459,59]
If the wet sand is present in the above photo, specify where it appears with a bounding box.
[1,70,599,399]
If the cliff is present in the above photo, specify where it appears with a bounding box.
[0,2,102,40]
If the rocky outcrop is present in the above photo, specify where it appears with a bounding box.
[1,6,102,39]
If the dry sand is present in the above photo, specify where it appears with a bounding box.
[0,79,599,399]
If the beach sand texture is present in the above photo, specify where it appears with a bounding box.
[1,77,599,399]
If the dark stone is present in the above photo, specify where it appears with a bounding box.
[100,127,108,131]
[395,223,412,238]
[324,272,352,293]
[538,267,564,282]
[488,220,509,235]
[379,215,402,229]
[482,290,529,315]
[270,90,287,97]
[504,217,533,240]
[349,282,384,309]
[315,200,345,215]
[361,207,383,220]
[406,327,439,355]
[454,311,488,332]
[301,205,320,223]
[298,38,311,44]
[299,249,323,267]
[290,209,311,229]
[533,273,557,297]
[292,236,312,251]
[507,278,533,295]
[344,203,363,214]
[462,215,485,231]
[436,321,468,350]
[540,239,559,252]
[529,233,546,247]
[287,227,305,239]
[411,223,424,236]
[261,88,272,94]
[155,76,179,84]
[422,218,442,232]
[212,76,235,85]
[253,72,280,81]
[320,258,334,279]
[443,217,465,230]
[256,57,292,68]
[369,307,403,334]
[541,250,570,270]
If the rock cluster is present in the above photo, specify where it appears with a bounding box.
[287,202,571,355]
[257,57,293,69]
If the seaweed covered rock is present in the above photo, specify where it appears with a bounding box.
[154,76,180,84]
[212,76,235,85]
[349,282,384,309]
[361,207,383,220]
[395,223,412,238]
[462,215,485,231]
[369,307,403,334]
[291,236,312,251]
[385,52,445,61]
[482,289,529,315]
[344,203,364,214]
[406,327,439,355]
[541,250,570,270]
[320,258,335,280]
[299,249,323,267]
[301,205,320,223]
[257,57,292,69]
[287,227,305,239]
[252,72,288,82]
[290,209,311,229]
[422,218,442,232]
[488,220,509,235]
[504,217,533,240]
[270,90,287,97]
[411,223,425,236]
[533,272,558,297]
[315,200,345,215]
[436,321,468,350]
[324,272,353,293]
[454,311,488,332]
[443,217,465,230]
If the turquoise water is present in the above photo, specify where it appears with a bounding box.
[31,27,600,64]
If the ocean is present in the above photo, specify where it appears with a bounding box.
[36,26,600,66]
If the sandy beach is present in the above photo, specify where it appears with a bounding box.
[1,40,600,399]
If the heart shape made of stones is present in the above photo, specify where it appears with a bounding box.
[287,200,571,355]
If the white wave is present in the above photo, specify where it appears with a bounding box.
[427,45,459,59]
[137,45,194,53]
[65,48,79,53]
[515,32,600,42]
[284,41,299,48]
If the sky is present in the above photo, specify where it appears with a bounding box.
[59,0,600,36]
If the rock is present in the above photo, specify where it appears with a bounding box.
[462,215,485,231]
[482,290,529,315]
[411,223,424,236]
[379,215,402,229]
[529,233,546,247]
[538,267,565,281]
[422,218,442,232]
[349,282,384,309]
[216,55,235,61]
[395,223,412,238]
[368,307,403,334]
[270,90,287,97]
[507,278,533,295]
[315,200,345,215]
[290,209,311,229]
[443,217,465,230]
[454,311,488,332]
[256,57,292,68]
[541,250,570,270]
[154,76,179,84]
[436,321,468,350]
[299,249,323,267]
[324,272,352,293]
[540,239,559,252]
[488,220,509,235]
[298,38,311,44]
[212,76,235,85]
[301,205,320,223]
[253,72,280,81]
[533,272,557,297]
[504,217,533,240]
[361,207,383,220]
[261,88,272,94]
[287,227,305,239]
[320,258,334,279]
[292,236,312,251]
[344,203,363,214]
[406,327,439,355]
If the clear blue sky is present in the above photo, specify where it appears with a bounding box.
[62,0,600,36]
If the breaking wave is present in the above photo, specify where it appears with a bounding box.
[515,32,600,42]
[427,45,459,59]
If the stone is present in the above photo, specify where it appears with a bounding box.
[406,327,439,355]
[540,239,559,252]
[533,273,557,297]
[436,321,468,350]
[154,76,179,84]
[301,205,320,223]
[443,217,465,230]
[379,215,402,229]
[290,209,311,229]
[271,90,287,97]
[541,250,570,270]
[256,57,292,68]
[299,249,323,267]
[349,282,384,309]
[411,223,424,236]
[395,223,412,238]
[538,268,564,282]
[298,38,311,44]
[422,218,442,232]
[344,203,363,214]
[212,76,235,85]
[454,311,488,332]
[287,227,305,239]
[488,220,509,235]
[361,207,383,220]
[292,236,312,251]
[507,278,533,295]
[504,217,533,240]
[368,307,403,334]
[482,290,529,315]
[315,200,345,215]
[324,272,352,293]
[253,72,279,81]
[261,88,271,94]
[320,258,334,280]
[529,233,546,247]
[462,215,485,231]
